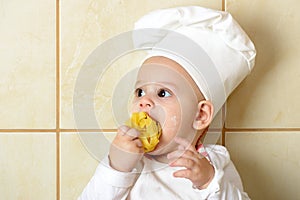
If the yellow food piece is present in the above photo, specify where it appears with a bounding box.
[126,112,162,152]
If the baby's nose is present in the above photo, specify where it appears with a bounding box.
[139,97,153,109]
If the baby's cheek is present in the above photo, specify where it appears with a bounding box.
[170,115,179,127]
[162,115,181,136]
[129,102,139,113]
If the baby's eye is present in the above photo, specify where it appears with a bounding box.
[157,89,171,98]
[136,88,146,97]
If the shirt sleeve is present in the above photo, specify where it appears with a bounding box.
[203,145,251,200]
[78,156,139,200]
[207,161,250,199]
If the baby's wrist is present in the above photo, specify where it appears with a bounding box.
[108,155,134,172]
[193,166,215,190]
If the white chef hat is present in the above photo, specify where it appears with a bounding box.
[133,6,256,116]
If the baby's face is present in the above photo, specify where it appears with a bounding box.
[131,56,203,155]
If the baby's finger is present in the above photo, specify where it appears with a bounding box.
[167,149,185,161]
[118,125,130,135]
[174,136,200,155]
[170,156,197,169]
[118,126,140,139]
[173,168,193,180]
[133,138,144,148]
[177,143,185,151]
[126,128,140,138]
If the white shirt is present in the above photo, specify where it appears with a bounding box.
[79,145,250,200]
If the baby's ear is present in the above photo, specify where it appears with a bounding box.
[193,100,214,130]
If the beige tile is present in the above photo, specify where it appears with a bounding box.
[61,0,223,129]
[226,131,300,200]
[0,1,56,128]
[225,0,300,128]
[0,133,56,200]
[61,132,111,199]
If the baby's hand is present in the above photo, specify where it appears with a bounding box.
[167,137,215,190]
[109,125,144,172]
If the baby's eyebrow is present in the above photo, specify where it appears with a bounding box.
[134,80,144,88]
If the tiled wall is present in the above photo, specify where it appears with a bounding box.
[225,1,300,199]
[0,0,299,200]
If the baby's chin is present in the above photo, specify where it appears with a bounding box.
[145,139,177,156]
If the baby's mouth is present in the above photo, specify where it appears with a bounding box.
[126,112,162,152]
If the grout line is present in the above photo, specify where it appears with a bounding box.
[56,6,60,132]
[224,128,300,132]
[60,128,224,132]
[56,0,60,199]
[222,125,226,146]
[56,133,60,200]
[0,129,57,132]
[60,129,117,132]
[221,105,226,146]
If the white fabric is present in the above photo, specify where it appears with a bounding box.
[79,145,250,200]
[133,6,256,115]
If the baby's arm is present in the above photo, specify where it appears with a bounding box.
[167,137,215,189]
[78,155,139,200]
[109,125,144,172]
[78,126,144,200]
[167,137,250,199]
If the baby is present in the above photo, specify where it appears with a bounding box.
[79,6,256,199]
